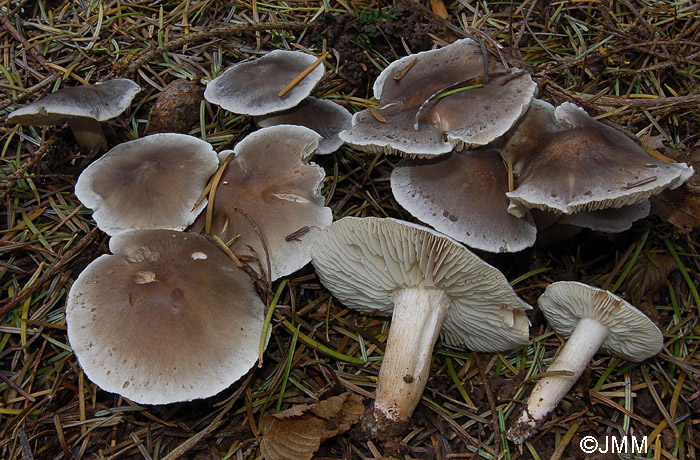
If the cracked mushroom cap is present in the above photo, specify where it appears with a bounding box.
[391,149,536,253]
[7,78,141,125]
[199,125,332,281]
[339,38,536,157]
[503,99,694,217]
[75,133,219,236]
[538,281,663,362]
[311,217,531,351]
[258,97,352,154]
[66,230,265,404]
[204,50,325,116]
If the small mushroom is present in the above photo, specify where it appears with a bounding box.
[391,148,536,252]
[339,38,536,157]
[66,229,265,404]
[502,99,694,217]
[7,78,140,151]
[311,217,531,439]
[258,97,352,154]
[507,281,663,444]
[75,133,219,235]
[204,50,325,116]
[196,125,332,281]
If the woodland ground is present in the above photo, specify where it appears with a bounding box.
[0,1,699,459]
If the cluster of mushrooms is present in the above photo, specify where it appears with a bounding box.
[8,38,692,445]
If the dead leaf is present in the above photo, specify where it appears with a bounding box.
[651,185,700,232]
[624,252,677,296]
[260,392,365,460]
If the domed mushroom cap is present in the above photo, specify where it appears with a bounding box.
[558,200,651,233]
[339,38,536,157]
[311,217,531,351]
[204,50,325,116]
[258,97,352,154]
[201,125,332,281]
[75,133,218,236]
[504,100,694,217]
[391,149,536,253]
[7,78,141,125]
[538,281,663,362]
[66,230,265,404]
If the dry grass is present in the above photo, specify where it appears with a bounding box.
[1,0,699,459]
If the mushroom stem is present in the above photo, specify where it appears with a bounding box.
[68,118,108,152]
[508,317,610,444]
[362,287,450,439]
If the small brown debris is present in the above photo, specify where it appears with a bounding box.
[147,79,204,134]
[260,392,364,460]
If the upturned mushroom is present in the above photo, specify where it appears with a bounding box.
[75,133,219,236]
[507,281,663,444]
[66,229,265,404]
[391,148,537,252]
[195,125,332,281]
[339,38,536,157]
[311,217,531,439]
[204,50,325,116]
[7,78,140,151]
[502,99,694,217]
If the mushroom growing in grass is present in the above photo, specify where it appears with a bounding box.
[502,99,694,218]
[258,97,352,154]
[339,38,536,157]
[391,148,537,253]
[7,78,140,152]
[75,133,219,236]
[194,125,332,281]
[66,229,265,405]
[311,217,531,439]
[204,50,325,116]
[507,281,663,444]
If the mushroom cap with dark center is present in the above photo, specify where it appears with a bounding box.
[204,50,325,116]
[258,97,352,154]
[504,99,694,216]
[75,133,219,235]
[538,281,663,361]
[8,78,141,125]
[199,125,332,281]
[339,38,536,157]
[311,217,531,351]
[66,230,265,404]
[391,149,536,253]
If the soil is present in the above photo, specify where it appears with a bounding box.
[308,2,442,94]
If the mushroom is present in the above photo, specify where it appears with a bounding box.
[311,217,531,439]
[75,133,219,236]
[65,229,265,404]
[391,148,537,252]
[507,281,663,444]
[195,125,332,281]
[204,50,325,116]
[502,99,694,217]
[339,38,536,157]
[258,97,352,154]
[7,78,140,151]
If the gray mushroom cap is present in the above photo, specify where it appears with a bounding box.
[339,38,536,157]
[199,125,332,281]
[75,133,219,235]
[204,50,324,116]
[258,97,352,154]
[7,78,141,125]
[538,281,663,362]
[66,230,265,404]
[311,217,531,351]
[504,99,694,216]
[391,149,536,253]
